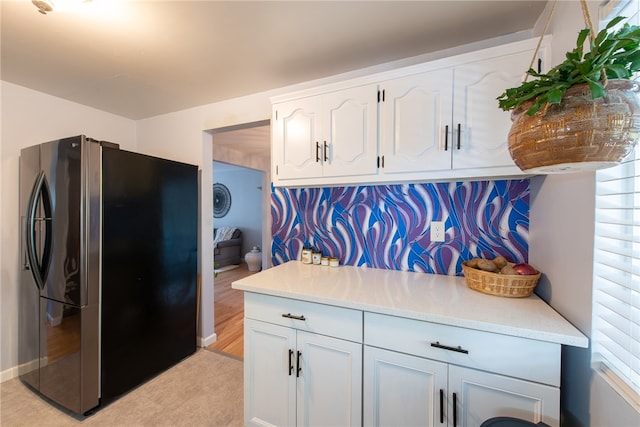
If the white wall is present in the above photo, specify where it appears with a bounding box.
[529,1,638,426]
[0,81,136,379]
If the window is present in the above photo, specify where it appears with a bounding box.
[592,0,640,410]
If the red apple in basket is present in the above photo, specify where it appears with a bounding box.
[512,263,538,275]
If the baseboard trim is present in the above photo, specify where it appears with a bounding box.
[1,365,19,383]
[199,332,217,347]
[0,357,40,384]
[3,336,222,382]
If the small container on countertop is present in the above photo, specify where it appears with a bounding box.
[312,251,322,265]
[301,246,313,264]
[329,257,340,267]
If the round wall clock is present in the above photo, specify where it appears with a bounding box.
[213,183,232,218]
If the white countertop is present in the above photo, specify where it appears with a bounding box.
[232,261,588,348]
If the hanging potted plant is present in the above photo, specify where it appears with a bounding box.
[497,11,640,173]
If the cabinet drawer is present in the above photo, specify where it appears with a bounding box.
[364,312,560,386]
[244,293,362,343]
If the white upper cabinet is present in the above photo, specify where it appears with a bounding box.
[272,96,323,180]
[273,84,378,182]
[451,49,537,171]
[271,37,550,187]
[379,46,546,178]
[379,68,454,174]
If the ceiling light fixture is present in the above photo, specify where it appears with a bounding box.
[32,0,54,15]
[32,0,93,15]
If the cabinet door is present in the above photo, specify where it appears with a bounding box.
[273,96,323,180]
[244,319,296,427]
[450,365,560,427]
[363,346,448,427]
[451,50,533,171]
[297,331,362,427]
[323,85,379,178]
[379,69,453,174]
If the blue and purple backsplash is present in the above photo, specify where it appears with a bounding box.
[271,179,530,276]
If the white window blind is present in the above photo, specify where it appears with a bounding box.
[592,1,640,409]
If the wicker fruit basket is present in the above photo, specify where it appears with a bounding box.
[461,262,541,298]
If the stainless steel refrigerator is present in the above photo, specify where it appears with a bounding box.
[18,135,198,415]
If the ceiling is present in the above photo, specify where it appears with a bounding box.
[1,0,548,156]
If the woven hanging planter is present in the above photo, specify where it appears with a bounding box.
[508,79,640,173]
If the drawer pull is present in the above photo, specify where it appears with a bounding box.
[282,313,306,321]
[430,341,469,354]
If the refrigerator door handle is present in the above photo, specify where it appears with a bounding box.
[25,171,53,291]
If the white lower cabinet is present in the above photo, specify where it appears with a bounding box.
[364,346,448,426]
[363,312,561,427]
[364,346,559,427]
[450,365,559,427]
[243,293,363,427]
[243,292,563,427]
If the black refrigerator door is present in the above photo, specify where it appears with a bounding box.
[39,137,84,307]
[100,148,198,403]
[19,144,44,389]
[19,136,100,415]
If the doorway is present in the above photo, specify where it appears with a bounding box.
[207,121,271,358]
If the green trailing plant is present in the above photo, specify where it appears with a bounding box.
[498,17,640,116]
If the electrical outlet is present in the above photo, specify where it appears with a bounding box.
[431,221,445,242]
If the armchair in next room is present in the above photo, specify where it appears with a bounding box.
[213,227,242,268]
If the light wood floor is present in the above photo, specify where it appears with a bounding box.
[207,262,257,358]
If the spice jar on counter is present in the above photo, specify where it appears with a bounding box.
[301,246,313,264]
